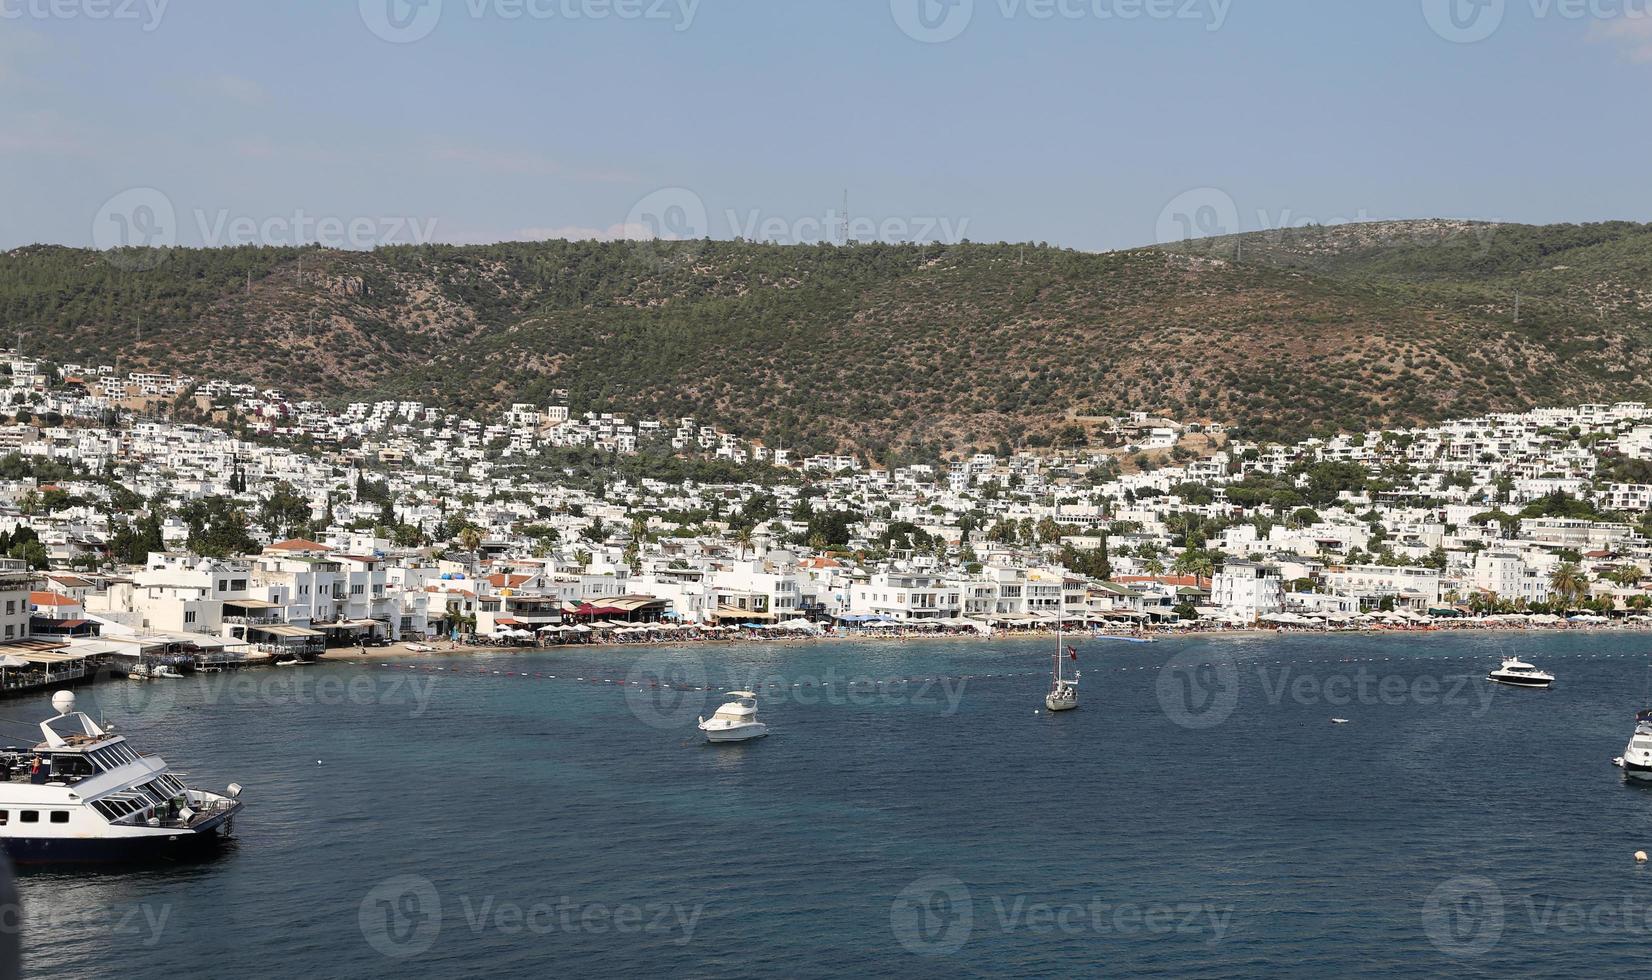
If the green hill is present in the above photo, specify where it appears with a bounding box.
[4,219,1651,458]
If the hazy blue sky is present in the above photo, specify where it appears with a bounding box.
[3,0,1650,253]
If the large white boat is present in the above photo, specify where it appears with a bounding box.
[1487,656,1554,689]
[1615,710,1652,781]
[697,691,768,743]
[0,691,245,864]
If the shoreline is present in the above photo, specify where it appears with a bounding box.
[335,621,1652,661]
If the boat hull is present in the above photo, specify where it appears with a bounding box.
[701,723,768,743]
[1488,673,1552,688]
[1045,696,1078,712]
[1,826,232,865]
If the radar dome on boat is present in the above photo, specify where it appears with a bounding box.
[51,691,75,716]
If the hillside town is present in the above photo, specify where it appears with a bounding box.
[0,350,1649,686]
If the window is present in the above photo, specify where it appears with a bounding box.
[4,626,12,640]
[218,580,227,592]
[19,811,37,823]
[50,811,68,824]
[184,611,196,624]
[3,601,11,616]
[0,811,7,825]
[231,579,246,591]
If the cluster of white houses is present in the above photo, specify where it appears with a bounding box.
[1,354,1651,670]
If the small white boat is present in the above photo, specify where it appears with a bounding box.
[697,691,768,743]
[1331,718,1351,725]
[1616,710,1652,781]
[1487,656,1554,689]
[275,659,305,667]
[154,666,185,679]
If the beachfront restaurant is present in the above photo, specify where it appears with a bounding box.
[0,639,96,694]
[564,595,672,625]
[243,623,326,660]
[311,618,387,647]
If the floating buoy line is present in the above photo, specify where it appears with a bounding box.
[363,650,1652,693]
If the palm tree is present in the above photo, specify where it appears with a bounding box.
[733,527,754,559]
[457,525,483,553]
[1549,562,1588,610]
[1608,564,1643,588]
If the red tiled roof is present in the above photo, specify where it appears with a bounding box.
[29,592,79,607]
[267,538,329,552]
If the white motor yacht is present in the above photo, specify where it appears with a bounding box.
[697,691,768,743]
[1487,656,1554,689]
[0,691,245,863]
[1615,710,1652,781]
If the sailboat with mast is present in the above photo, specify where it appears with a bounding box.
[1046,599,1079,712]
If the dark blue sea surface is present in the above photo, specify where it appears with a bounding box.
[14,630,1652,978]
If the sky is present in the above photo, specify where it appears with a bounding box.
[2,0,1651,254]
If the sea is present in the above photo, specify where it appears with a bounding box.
[12,629,1652,978]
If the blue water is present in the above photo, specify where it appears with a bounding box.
[15,631,1652,978]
